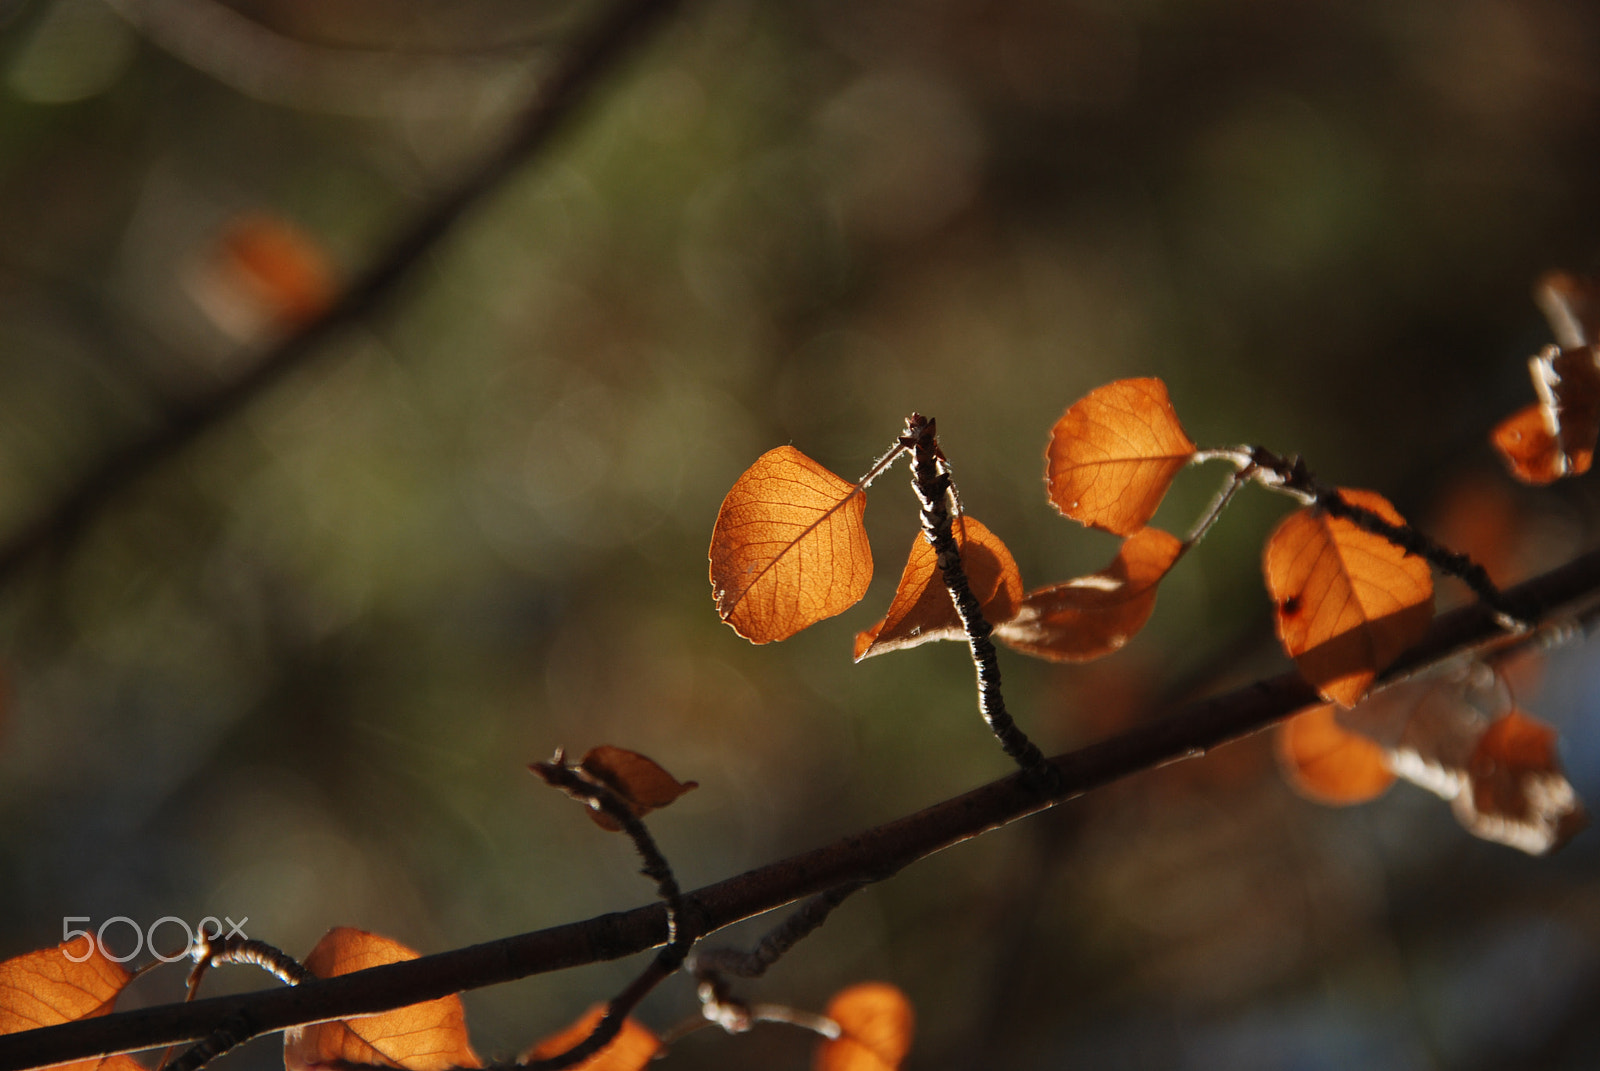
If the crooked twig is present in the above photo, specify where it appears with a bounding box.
[3,549,1598,1071]
[1196,446,1527,626]
[901,414,1056,787]
[521,754,695,1070]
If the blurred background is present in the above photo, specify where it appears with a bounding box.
[3,0,1600,1067]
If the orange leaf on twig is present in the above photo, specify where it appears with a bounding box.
[853,515,1022,661]
[994,527,1182,662]
[1276,703,1395,805]
[0,938,144,1071]
[521,1005,659,1071]
[1045,378,1196,536]
[284,928,479,1071]
[710,446,872,643]
[1263,488,1433,707]
[1277,666,1587,855]
[816,982,914,1071]
[1461,709,1589,855]
[1491,345,1600,484]
[576,746,698,831]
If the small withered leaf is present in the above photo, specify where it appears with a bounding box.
[993,527,1182,662]
[284,928,479,1071]
[815,982,914,1071]
[1276,703,1395,805]
[853,515,1022,661]
[521,1005,659,1071]
[1045,378,1196,536]
[577,746,698,831]
[1262,488,1434,707]
[1457,709,1588,855]
[710,446,872,643]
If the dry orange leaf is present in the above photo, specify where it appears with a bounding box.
[284,928,479,1071]
[1458,709,1588,855]
[0,937,144,1071]
[1045,378,1197,536]
[1276,703,1395,805]
[710,446,873,644]
[1277,665,1586,854]
[521,1005,659,1071]
[1491,404,1565,485]
[219,213,336,326]
[815,982,914,1071]
[853,515,1022,661]
[1263,488,1434,708]
[576,746,698,832]
[994,527,1182,662]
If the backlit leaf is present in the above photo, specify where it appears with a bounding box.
[815,982,914,1071]
[1277,665,1587,854]
[993,527,1182,662]
[1491,404,1565,485]
[1458,709,1588,855]
[576,746,698,832]
[710,446,872,643]
[853,515,1022,661]
[1045,378,1197,536]
[1263,488,1433,707]
[1275,703,1395,805]
[0,938,143,1071]
[284,928,479,1071]
[521,1005,659,1071]
[194,213,337,337]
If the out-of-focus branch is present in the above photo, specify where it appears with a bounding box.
[2,546,1596,1071]
[0,0,683,592]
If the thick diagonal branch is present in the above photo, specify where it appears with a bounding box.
[2,549,1597,1071]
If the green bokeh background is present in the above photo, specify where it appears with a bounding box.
[3,0,1600,1067]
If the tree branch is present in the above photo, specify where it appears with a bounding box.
[0,0,684,593]
[2,548,1597,1071]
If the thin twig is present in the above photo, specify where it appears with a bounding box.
[4,549,1598,1071]
[689,880,867,981]
[0,0,685,593]
[520,755,695,1070]
[901,414,1057,787]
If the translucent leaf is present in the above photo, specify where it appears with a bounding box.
[853,515,1022,661]
[284,928,479,1071]
[1277,666,1587,854]
[1262,488,1434,707]
[1045,378,1196,536]
[1491,404,1565,485]
[1493,345,1600,484]
[0,938,142,1071]
[193,213,337,337]
[1275,703,1395,805]
[993,527,1182,662]
[1457,709,1588,855]
[575,746,698,832]
[709,446,872,643]
[521,1005,659,1071]
[815,982,914,1071]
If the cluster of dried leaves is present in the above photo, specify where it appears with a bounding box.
[710,367,1587,855]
